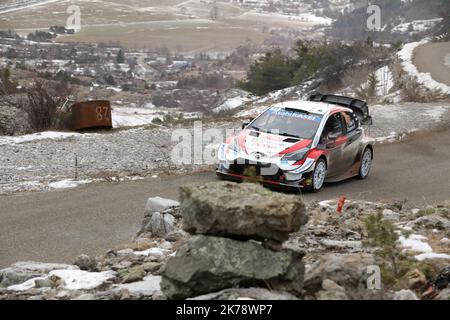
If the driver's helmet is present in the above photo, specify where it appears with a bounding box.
[326,116,341,133]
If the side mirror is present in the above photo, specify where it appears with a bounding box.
[242,118,254,129]
[361,116,373,126]
[327,132,340,140]
[326,141,336,149]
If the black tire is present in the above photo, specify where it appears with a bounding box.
[310,158,327,193]
[359,147,373,179]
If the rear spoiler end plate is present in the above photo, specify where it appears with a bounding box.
[309,93,373,125]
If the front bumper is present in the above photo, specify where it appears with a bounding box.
[216,161,313,190]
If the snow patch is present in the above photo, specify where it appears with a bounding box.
[7,277,46,292]
[0,131,83,146]
[112,107,165,128]
[415,253,450,261]
[392,18,442,34]
[134,247,170,258]
[114,275,161,296]
[48,179,91,190]
[49,270,116,290]
[214,95,253,113]
[398,234,432,253]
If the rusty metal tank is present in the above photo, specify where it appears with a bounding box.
[72,100,113,131]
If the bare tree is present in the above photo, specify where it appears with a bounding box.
[1,76,72,132]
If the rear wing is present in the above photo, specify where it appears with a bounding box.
[309,93,373,125]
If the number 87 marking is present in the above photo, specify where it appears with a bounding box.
[96,106,110,121]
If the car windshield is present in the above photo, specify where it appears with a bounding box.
[249,106,323,139]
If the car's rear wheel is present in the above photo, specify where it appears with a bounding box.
[311,158,327,193]
[359,148,373,179]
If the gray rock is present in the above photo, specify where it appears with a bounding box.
[316,290,349,300]
[189,287,299,300]
[0,262,78,287]
[382,209,400,221]
[114,275,161,297]
[392,289,419,300]
[55,290,71,300]
[316,279,349,300]
[74,254,96,271]
[161,235,304,300]
[117,249,134,256]
[180,182,308,243]
[141,212,176,237]
[321,279,346,292]
[436,289,450,300]
[407,214,450,230]
[34,278,53,288]
[145,197,180,214]
[165,229,189,242]
[304,253,375,292]
[120,266,146,284]
[72,293,95,300]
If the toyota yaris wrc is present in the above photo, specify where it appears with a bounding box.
[216,94,375,192]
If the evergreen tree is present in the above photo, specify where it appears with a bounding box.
[116,49,125,64]
[239,50,291,95]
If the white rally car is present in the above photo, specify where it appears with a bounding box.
[217,94,375,192]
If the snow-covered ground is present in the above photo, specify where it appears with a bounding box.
[0,131,84,146]
[112,106,165,128]
[398,233,450,261]
[7,269,116,292]
[241,11,333,26]
[392,18,443,35]
[398,39,450,95]
[213,91,255,113]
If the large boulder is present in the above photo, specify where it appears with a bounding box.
[180,182,308,243]
[141,212,176,237]
[160,235,304,300]
[144,197,180,214]
[139,197,179,236]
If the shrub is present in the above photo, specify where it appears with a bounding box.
[364,212,400,275]
[12,80,72,132]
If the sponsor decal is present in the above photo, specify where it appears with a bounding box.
[268,107,322,122]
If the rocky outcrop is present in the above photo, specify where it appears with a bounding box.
[161,182,307,300]
[0,262,78,287]
[2,189,450,301]
[304,253,376,292]
[160,235,304,300]
[139,197,180,236]
[0,105,30,136]
[180,182,307,243]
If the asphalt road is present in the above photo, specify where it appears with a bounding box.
[2,128,450,268]
[414,41,450,87]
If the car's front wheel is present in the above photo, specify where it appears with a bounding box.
[311,158,327,193]
[359,147,373,179]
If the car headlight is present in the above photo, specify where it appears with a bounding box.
[281,148,309,162]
